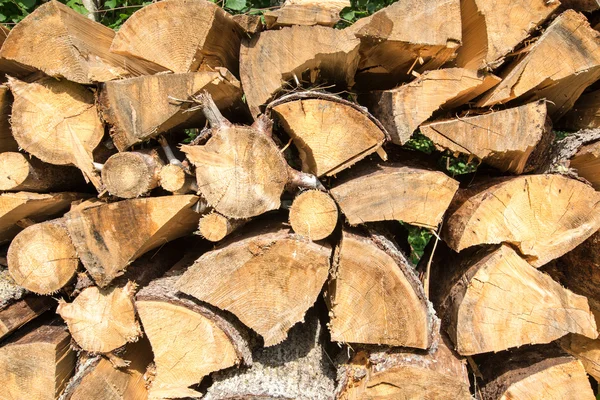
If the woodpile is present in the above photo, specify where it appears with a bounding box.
[1,0,600,399]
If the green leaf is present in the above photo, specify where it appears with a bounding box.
[17,0,35,9]
[0,13,5,21]
[225,0,246,11]
[104,0,117,9]
[340,9,355,21]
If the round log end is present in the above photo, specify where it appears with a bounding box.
[198,213,234,242]
[289,190,338,241]
[159,164,188,193]
[102,152,157,198]
[0,152,30,191]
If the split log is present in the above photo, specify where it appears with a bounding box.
[232,14,264,35]
[289,190,338,241]
[98,69,243,151]
[562,90,600,130]
[269,92,387,177]
[455,0,559,69]
[420,101,553,174]
[477,10,600,118]
[350,0,462,90]
[443,174,600,267]
[264,0,349,28]
[7,76,104,188]
[111,0,243,75]
[0,295,53,340]
[477,346,595,400]
[136,269,252,399]
[560,334,600,382]
[240,25,360,117]
[366,68,500,145]
[328,229,434,349]
[65,194,201,287]
[432,244,597,355]
[8,218,79,295]
[0,1,159,84]
[0,191,85,245]
[0,85,18,152]
[101,150,164,199]
[159,164,196,194]
[197,212,245,242]
[0,320,76,400]
[0,152,85,192]
[182,93,323,219]
[542,128,600,180]
[0,26,36,80]
[204,311,336,400]
[569,140,600,190]
[330,162,459,229]
[336,336,471,399]
[177,222,331,346]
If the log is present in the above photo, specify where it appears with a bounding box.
[328,229,434,349]
[101,149,164,199]
[197,212,245,242]
[232,14,264,35]
[443,174,600,267]
[111,0,243,75]
[264,0,349,28]
[477,10,600,119]
[0,85,18,152]
[329,162,459,229]
[477,346,595,400]
[7,76,104,189]
[136,269,252,399]
[366,68,500,145]
[432,244,597,355]
[182,93,323,219]
[0,152,85,192]
[351,0,462,90]
[420,100,554,174]
[569,140,600,190]
[240,25,360,117]
[0,191,85,245]
[560,0,600,12]
[64,194,201,287]
[289,190,338,241]
[455,0,559,69]
[562,90,600,130]
[336,336,471,399]
[0,295,53,340]
[0,1,159,84]
[0,319,76,400]
[98,69,243,151]
[8,218,79,295]
[177,222,331,346]
[269,91,387,177]
[541,128,600,178]
[0,26,36,80]
[0,267,26,309]
[560,334,600,382]
[204,311,336,400]
[159,164,196,194]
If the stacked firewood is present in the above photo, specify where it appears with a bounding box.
[0,0,600,398]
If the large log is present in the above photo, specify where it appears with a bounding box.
[111,0,243,75]
[328,229,434,349]
[477,10,600,118]
[101,150,164,199]
[264,0,349,28]
[177,222,331,346]
[0,295,53,340]
[443,175,600,267]
[0,1,159,84]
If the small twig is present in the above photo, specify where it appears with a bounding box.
[157,136,183,167]
[287,167,326,191]
[92,162,104,172]
[192,91,232,129]
[424,221,442,298]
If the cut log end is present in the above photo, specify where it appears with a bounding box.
[197,213,244,242]
[289,190,338,240]
[159,164,196,194]
[101,151,163,198]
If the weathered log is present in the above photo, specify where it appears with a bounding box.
[443,175,600,267]
[420,100,554,174]
[177,222,331,346]
[289,190,338,241]
[0,26,36,80]
[197,212,245,242]
[330,162,459,229]
[111,0,243,75]
[98,69,243,151]
[269,92,388,177]
[0,85,18,152]
[0,1,159,84]
[264,0,349,28]
[0,295,53,340]
[562,89,600,130]
[560,334,600,383]
[0,267,25,309]
[477,10,600,118]
[328,229,434,349]
[541,128,600,180]
[101,149,164,199]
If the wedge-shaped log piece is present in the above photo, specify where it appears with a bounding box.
[434,245,597,355]
[560,334,600,382]
[0,295,52,340]
[240,25,360,117]
[204,312,335,400]
[65,195,201,287]
[542,128,600,182]
[197,212,245,242]
[337,336,471,399]
[351,0,461,89]
[98,70,243,151]
[477,346,595,400]
[8,218,79,295]
[0,85,18,152]
[328,229,434,349]
[111,0,242,75]
[7,77,104,188]
[0,320,76,400]
[443,175,600,267]
[330,162,459,229]
[289,190,338,241]
[233,14,263,35]
[0,1,159,84]
[101,150,164,199]
[477,10,600,118]
[177,222,331,346]
[0,26,36,80]
[421,101,553,174]
[264,0,349,28]
[561,90,600,131]
[456,0,559,69]
[137,270,251,400]
[269,92,387,177]
[570,140,600,190]
[367,68,500,145]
